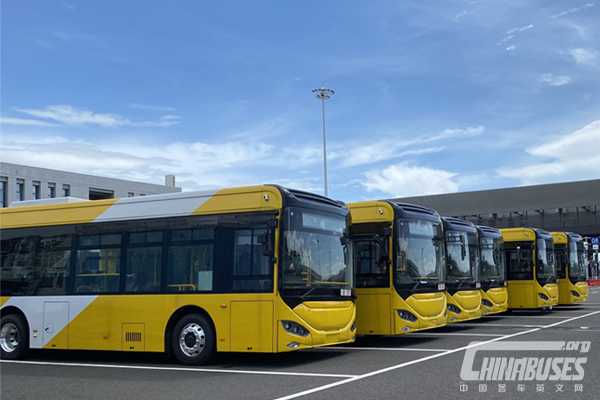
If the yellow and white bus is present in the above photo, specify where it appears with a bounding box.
[0,185,356,364]
[501,228,558,310]
[476,225,508,315]
[442,217,482,323]
[349,201,446,335]
[551,231,588,305]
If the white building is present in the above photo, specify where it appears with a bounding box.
[0,162,181,207]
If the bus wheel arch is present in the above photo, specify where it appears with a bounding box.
[1,309,30,360]
[165,306,216,365]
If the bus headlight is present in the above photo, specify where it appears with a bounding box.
[538,293,549,301]
[481,299,493,308]
[570,291,580,298]
[447,304,462,314]
[282,321,309,337]
[396,309,418,322]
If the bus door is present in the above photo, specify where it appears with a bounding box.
[354,232,391,335]
[505,243,536,309]
[228,227,274,352]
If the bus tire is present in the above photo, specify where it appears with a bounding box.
[172,313,215,365]
[1,314,29,360]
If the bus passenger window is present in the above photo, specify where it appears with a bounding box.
[126,231,163,293]
[75,234,122,293]
[167,228,214,292]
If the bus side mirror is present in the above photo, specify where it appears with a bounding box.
[260,232,274,258]
[461,235,466,261]
[516,246,521,263]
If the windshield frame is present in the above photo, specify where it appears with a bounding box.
[568,240,587,283]
[445,230,480,289]
[393,218,445,292]
[479,236,506,286]
[535,238,557,285]
[279,206,353,301]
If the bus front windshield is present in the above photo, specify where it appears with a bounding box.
[568,241,587,283]
[446,231,479,285]
[281,208,352,293]
[395,219,445,286]
[480,237,506,284]
[536,238,556,284]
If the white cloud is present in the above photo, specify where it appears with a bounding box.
[550,3,595,19]
[0,131,276,189]
[506,45,516,51]
[425,126,484,142]
[570,48,598,65]
[128,103,177,112]
[362,163,460,197]
[539,73,572,86]
[507,24,534,34]
[497,35,514,45]
[497,120,600,184]
[13,105,181,128]
[335,142,443,168]
[329,126,481,168]
[0,117,61,127]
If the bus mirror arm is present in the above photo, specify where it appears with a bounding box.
[261,232,274,258]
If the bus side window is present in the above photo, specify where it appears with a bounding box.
[167,228,214,292]
[1,233,73,296]
[232,228,272,292]
[75,234,122,293]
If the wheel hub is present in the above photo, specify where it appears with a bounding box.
[178,323,206,357]
[0,322,19,353]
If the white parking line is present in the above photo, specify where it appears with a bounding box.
[484,315,585,319]
[409,332,504,337]
[273,310,600,400]
[447,323,546,328]
[0,360,358,379]
[317,346,450,352]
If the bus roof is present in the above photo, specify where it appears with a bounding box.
[441,216,477,233]
[0,184,347,230]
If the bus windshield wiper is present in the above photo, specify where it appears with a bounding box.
[299,284,327,301]
[455,278,471,290]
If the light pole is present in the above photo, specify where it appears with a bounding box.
[312,87,334,197]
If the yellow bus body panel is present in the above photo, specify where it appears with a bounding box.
[278,300,356,350]
[481,287,508,315]
[347,201,394,224]
[507,281,558,309]
[446,290,482,323]
[558,279,589,305]
[2,293,354,353]
[193,186,283,215]
[354,288,446,335]
[401,292,446,333]
[354,289,392,335]
[0,198,119,229]
[507,280,536,308]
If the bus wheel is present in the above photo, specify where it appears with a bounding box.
[1,314,29,360]
[172,314,215,365]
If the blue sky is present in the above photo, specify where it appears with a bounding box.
[1,1,599,203]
